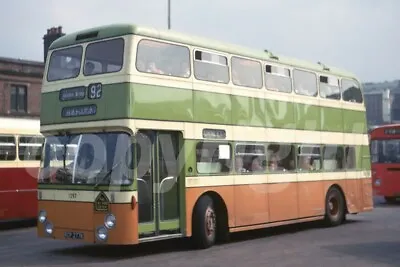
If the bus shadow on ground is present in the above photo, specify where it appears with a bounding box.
[226,219,362,244]
[322,241,400,266]
[48,219,363,261]
[0,219,36,231]
[373,197,400,208]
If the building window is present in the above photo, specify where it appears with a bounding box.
[10,85,27,112]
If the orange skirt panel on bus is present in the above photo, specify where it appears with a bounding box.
[37,201,139,245]
[185,178,372,236]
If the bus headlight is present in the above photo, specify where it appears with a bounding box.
[96,226,108,241]
[104,214,116,229]
[38,210,47,223]
[375,178,381,186]
[45,222,53,235]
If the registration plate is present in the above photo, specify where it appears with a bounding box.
[64,231,84,239]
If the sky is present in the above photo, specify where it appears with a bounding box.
[0,0,398,83]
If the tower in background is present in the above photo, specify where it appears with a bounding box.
[43,26,65,63]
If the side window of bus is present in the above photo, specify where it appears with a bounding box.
[344,146,356,169]
[297,145,321,171]
[194,50,229,84]
[196,142,231,174]
[342,79,363,103]
[83,38,124,76]
[0,135,16,161]
[136,39,190,78]
[235,143,265,173]
[18,135,44,161]
[322,145,344,171]
[319,75,341,100]
[266,144,295,172]
[293,69,318,97]
[231,57,262,88]
[265,65,292,93]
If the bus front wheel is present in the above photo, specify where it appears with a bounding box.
[192,195,216,249]
[324,187,345,227]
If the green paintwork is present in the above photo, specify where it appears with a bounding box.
[48,23,359,82]
[41,83,367,134]
[41,82,131,125]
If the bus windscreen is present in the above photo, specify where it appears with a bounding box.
[371,139,400,163]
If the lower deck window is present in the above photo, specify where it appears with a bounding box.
[196,142,231,174]
[0,136,16,161]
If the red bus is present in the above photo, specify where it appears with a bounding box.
[0,117,43,222]
[370,124,400,203]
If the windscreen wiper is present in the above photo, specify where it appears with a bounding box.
[93,160,123,188]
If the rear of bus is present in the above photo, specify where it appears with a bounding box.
[370,125,400,202]
[37,25,139,244]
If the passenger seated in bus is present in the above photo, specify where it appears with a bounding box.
[136,59,146,72]
[268,155,279,171]
[180,61,190,77]
[147,62,164,74]
[250,156,264,172]
[299,155,314,170]
[235,157,248,173]
[85,62,95,75]
[232,70,242,85]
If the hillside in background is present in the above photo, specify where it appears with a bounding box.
[363,80,400,93]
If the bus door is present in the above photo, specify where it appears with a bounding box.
[136,130,182,239]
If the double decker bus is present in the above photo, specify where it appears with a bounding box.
[0,117,43,222]
[37,23,372,248]
[370,124,400,202]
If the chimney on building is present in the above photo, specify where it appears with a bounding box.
[43,26,65,63]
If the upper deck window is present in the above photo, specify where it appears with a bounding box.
[231,57,262,88]
[319,75,340,100]
[136,39,190,78]
[194,50,229,84]
[47,46,83,82]
[265,65,292,93]
[342,78,363,103]
[293,69,317,97]
[83,38,124,76]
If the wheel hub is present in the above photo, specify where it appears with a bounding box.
[205,207,216,236]
[328,197,339,216]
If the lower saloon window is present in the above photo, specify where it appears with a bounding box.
[297,145,321,171]
[322,145,344,171]
[18,136,44,161]
[235,143,266,173]
[266,144,295,171]
[196,142,231,174]
[0,136,16,161]
[344,146,356,169]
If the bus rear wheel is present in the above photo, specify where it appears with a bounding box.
[192,195,217,249]
[324,187,345,227]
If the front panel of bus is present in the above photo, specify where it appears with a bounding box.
[370,127,400,198]
[37,33,140,244]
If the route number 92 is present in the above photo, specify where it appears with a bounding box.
[88,83,102,99]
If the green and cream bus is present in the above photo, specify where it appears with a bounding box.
[37,23,372,249]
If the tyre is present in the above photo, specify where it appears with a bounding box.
[191,195,216,249]
[324,187,345,227]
